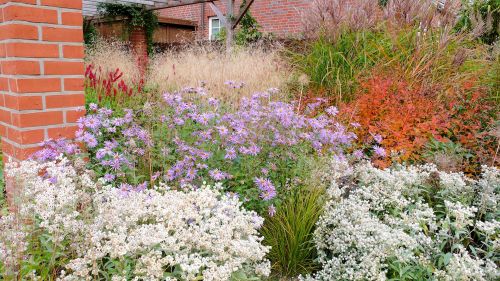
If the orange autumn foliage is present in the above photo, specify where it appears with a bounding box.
[340,77,450,166]
[340,76,498,170]
[445,91,498,171]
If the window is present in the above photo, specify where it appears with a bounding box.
[209,17,222,40]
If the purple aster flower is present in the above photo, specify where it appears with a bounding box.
[353,149,364,159]
[333,153,347,162]
[194,113,215,126]
[76,117,85,129]
[325,106,339,116]
[95,149,108,160]
[195,149,211,160]
[89,103,98,110]
[173,117,185,126]
[118,183,133,197]
[209,169,230,181]
[98,107,113,116]
[107,152,130,171]
[224,80,245,89]
[151,171,161,181]
[135,182,148,192]
[162,93,181,105]
[103,173,115,182]
[216,126,229,136]
[351,122,361,128]
[196,163,208,169]
[373,146,386,157]
[225,147,237,160]
[84,115,101,130]
[165,169,177,181]
[268,205,276,217]
[32,138,81,161]
[312,141,323,151]
[185,168,197,181]
[239,143,260,156]
[123,109,134,123]
[112,117,125,127]
[64,143,79,155]
[254,177,276,201]
[371,133,383,144]
[104,139,118,150]
[248,143,261,155]
[208,97,219,107]
[81,132,98,148]
[197,129,212,141]
[306,102,321,113]
[195,87,207,96]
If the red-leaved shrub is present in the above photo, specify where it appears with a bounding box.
[444,88,498,172]
[340,77,450,167]
[340,76,498,171]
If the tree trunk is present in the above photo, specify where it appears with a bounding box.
[225,0,234,53]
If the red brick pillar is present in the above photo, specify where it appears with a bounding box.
[0,0,85,190]
[130,27,148,77]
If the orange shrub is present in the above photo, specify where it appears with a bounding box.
[340,77,450,166]
[444,89,498,172]
[340,76,498,171]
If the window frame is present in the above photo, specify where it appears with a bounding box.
[208,16,222,40]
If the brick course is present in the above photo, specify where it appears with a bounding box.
[160,0,310,39]
[0,0,85,172]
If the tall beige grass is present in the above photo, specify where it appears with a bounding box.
[84,38,141,83]
[148,44,291,103]
[301,0,463,40]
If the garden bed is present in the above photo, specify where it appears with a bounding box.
[1,0,499,280]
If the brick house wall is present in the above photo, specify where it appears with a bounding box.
[160,0,311,39]
[0,0,85,199]
[0,0,85,157]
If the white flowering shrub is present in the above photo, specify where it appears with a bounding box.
[0,158,270,280]
[305,160,499,281]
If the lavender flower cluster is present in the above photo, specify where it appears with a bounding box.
[32,138,80,162]
[34,86,357,213]
[156,89,356,210]
[34,105,152,186]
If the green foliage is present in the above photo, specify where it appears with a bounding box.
[291,22,498,105]
[386,258,434,281]
[0,221,71,280]
[291,29,402,102]
[216,1,263,46]
[234,1,263,46]
[19,232,71,280]
[456,0,500,45]
[98,2,158,54]
[261,186,325,278]
[488,52,500,103]
[83,19,98,46]
[378,0,389,7]
[423,138,474,163]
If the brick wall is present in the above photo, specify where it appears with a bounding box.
[0,0,85,164]
[160,0,311,39]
